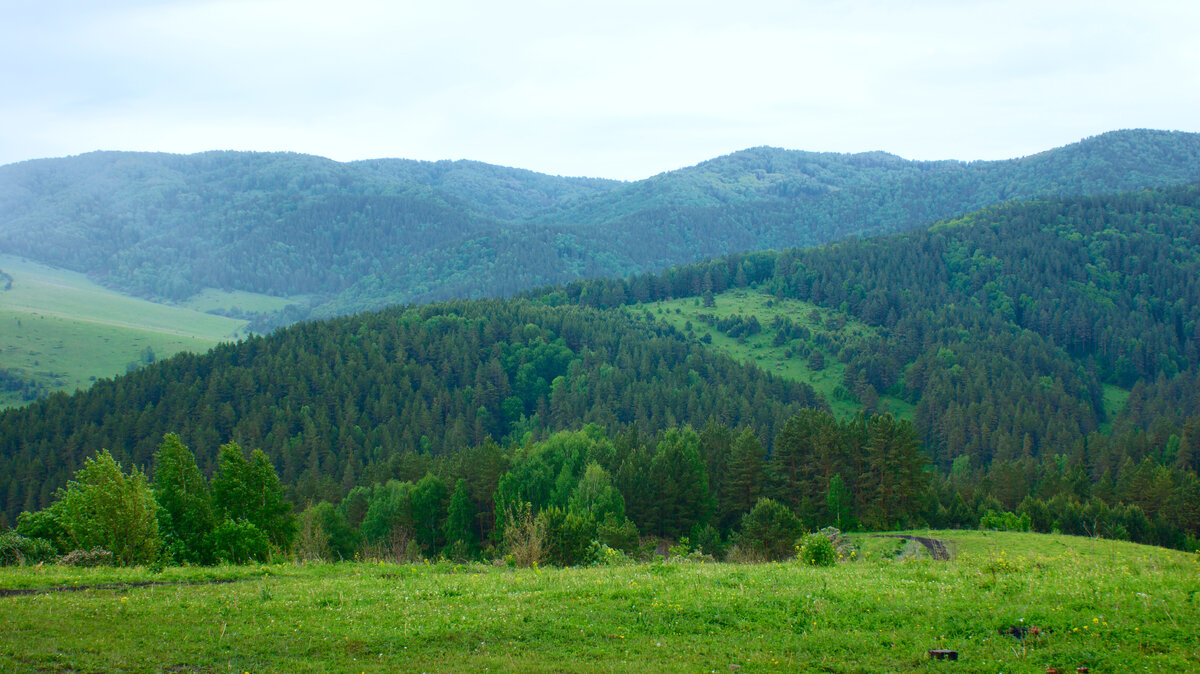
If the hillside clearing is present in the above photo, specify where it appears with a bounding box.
[0,255,245,408]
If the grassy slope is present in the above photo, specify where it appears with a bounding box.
[1,532,1195,672]
[0,256,247,408]
[180,288,309,314]
[644,288,915,419]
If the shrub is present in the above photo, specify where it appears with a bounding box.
[52,450,160,566]
[815,527,856,560]
[539,506,595,566]
[597,516,639,553]
[0,531,31,566]
[798,534,836,567]
[689,523,727,560]
[0,533,57,566]
[59,547,115,567]
[979,509,1031,532]
[210,518,271,564]
[735,498,803,561]
[501,502,546,568]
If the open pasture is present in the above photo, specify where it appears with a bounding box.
[1,531,1196,672]
[0,255,246,407]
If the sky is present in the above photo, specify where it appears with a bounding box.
[3,0,1199,180]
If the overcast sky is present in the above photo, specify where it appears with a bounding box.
[3,0,1198,180]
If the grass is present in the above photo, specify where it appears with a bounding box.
[1099,383,1132,433]
[1,531,1196,672]
[181,288,308,314]
[0,255,247,408]
[643,288,915,419]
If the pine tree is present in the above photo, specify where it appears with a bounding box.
[443,478,478,556]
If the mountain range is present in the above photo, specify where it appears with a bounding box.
[4,129,1200,328]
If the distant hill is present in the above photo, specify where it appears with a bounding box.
[2,184,1198,546]
[3,129,1200,329]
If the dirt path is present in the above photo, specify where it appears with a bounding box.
[871,534,952,560]
[0,577,244,598]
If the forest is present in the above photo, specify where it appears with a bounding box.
[2,182,1199,564]
[3,129,1200,333]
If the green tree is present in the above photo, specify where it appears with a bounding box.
[736,497,803,561]
[720,428,766,527]
[824,473,853,530]
[568,462,626,524]
[647,428,712,538]
[443,478,478,558]
[411,473,447,555]
[211,442,296,551]
[52,450,160,565]
[152,433,215,564]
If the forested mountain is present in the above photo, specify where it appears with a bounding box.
[2,184,1199,549]
[0,299,821,521]
[3,130,1200,328]
[547,184,1200,544]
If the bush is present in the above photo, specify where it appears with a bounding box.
[1,532,59,566]
[501,502,546,568]
[689,523,727,560]
[597,516,639,553]
[736,498,803,561]
[979,509,1031,532]
[50,450,161,565]
[539,506,595,566]
[798,534,836,567]
[210,519,271,564]
[59,547,115,567]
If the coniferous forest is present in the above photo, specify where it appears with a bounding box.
[2,181,1199,565]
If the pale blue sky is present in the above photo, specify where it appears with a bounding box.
[3,0,1198,179]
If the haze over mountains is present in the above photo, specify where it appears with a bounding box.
[3,129,1200,329]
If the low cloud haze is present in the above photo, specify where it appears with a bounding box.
[3,0,1198,179]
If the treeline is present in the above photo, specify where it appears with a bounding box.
[10,411,1196,569]
[6,435,295,566]
[0,299,822,524]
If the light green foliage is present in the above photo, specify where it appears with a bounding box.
[211,442,296,552]
[210,518,270,564]
[979,509,1032,532]
[410,473,447,555]
[825,474,853,530]
[49,450,160,565]
[152,433,215,564]
[645,289,913,419]
[736,497,803,561]
[537,505,596,566]
[360,480,415,545]
[798,533,837,567]
[567,462,625,524]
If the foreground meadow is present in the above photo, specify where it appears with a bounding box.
[1,531,1197,672]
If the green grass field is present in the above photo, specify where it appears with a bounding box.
[0,256,248,408]
[181,288,308,314]
[643,289,915,419]
[2,531,1196,672]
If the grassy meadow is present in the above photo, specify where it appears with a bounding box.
[643,289,915,419]
[2,531,1196,672]
[0,255,249,408]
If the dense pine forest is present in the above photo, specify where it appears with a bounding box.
[2,182,1199,561]
[3,130,1200,331]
